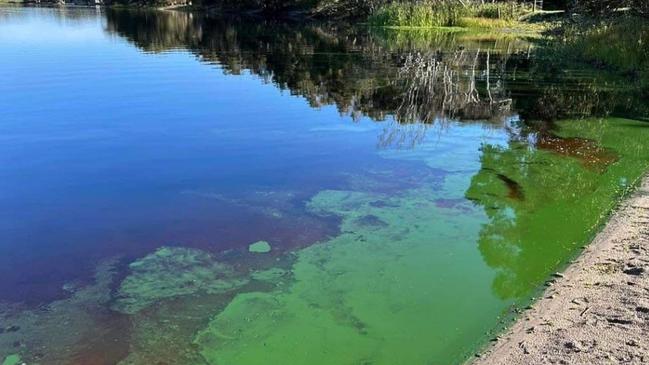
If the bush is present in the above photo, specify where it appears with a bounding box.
[471,2,530,21]
[572,0,649,18]
[368,1,535,27]
[562,17,649,77]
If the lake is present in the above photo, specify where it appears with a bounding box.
[0,6,648,365]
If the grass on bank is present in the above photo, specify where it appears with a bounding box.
[367,1,547,32]
[559,16,649,79]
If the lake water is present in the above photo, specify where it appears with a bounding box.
[1,6,648,365]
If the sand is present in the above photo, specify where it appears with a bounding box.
[474,176,649,364]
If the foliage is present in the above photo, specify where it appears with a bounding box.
[455,16,516,29]
[105,0,646,19]
[572,0,649,18]
[510,15,649,121]
[560,17,649,77]
[368,1,533,28]
[106,0,390,18]
[311,0,392,19]
[471,1,531,21]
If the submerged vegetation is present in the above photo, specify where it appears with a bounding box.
[112,247,249,314]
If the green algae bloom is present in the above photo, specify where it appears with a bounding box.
[1,355,20,365]
[195,186,498,365]
[251,267,288,282]
[4,117,649,364]
[467,118,649,299]
[248,241,272,254]
[113,247,248,314]
[191,118,649,365]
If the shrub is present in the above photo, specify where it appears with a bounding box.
[561,17,649,77]
[471,2,530,21]
[572,0,649,18]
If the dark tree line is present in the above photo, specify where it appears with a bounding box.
[572,0,648,17]
[99,0,648,19]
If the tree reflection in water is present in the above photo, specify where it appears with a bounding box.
[105,9,646,148]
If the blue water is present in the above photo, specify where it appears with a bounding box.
[2,7,490,306]
[0,7,402,303]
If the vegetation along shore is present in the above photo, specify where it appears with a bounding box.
[2,0,645,27]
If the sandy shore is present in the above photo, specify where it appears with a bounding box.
[474,176,649,365]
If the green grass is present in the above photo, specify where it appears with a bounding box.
[472,1,530,20]
[456,16,517,29]
[368,1,533,28]
[560,16,649,81]
[368,2,469,27]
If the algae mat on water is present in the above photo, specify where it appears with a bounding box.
[195,187,500,365]
[1,355,20,365]
[466,118,649,299]
[113,247,249,314]
[191,118,649,365]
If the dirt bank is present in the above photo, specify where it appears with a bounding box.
[474,176,649,365]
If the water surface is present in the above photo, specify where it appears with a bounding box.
[0,6,648,365]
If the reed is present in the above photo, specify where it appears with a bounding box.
[560,16,648,80]
[471,1,530,21]
[368,1,532,28]
[368,1,470,27]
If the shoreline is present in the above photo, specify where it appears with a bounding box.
[0,2,558,35]
[473,175,649,364]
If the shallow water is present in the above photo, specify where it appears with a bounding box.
[0,6,648,365]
